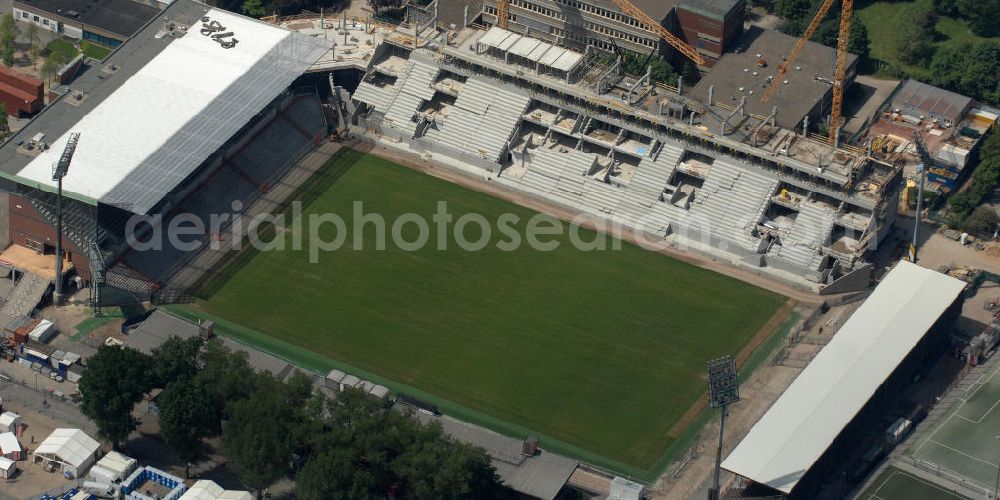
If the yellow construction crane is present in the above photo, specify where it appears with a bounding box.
[829,0,853,144]
[760,0,836,104]
[607,0,706,66]
[494,0,706,66]
[761,0,852,145]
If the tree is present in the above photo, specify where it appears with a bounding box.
[296,448,377,500]
[241,0,269,17]
[79,346,154,449]
[391,425,506,499]
[0,15,17,68]
[150,335,204,387]
[962,206,1000,238]
[0,103,8,138]
[195,339,259,426]
[26,23,39,69]
[222,375,294,499]
[158,379,217,478]
[297,389,507,499]
[929,41,1000,107]
[957,0,1000,37]
[40,50,70,86]
[894,9,936,65]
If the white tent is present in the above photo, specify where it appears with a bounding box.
[0,412,21,433]
[33,428,100,478]
[179,479,252,500]
[0,456,15,479]
[89,450,137,483]
[0,432,22,460]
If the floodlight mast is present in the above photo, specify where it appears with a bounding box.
[707,356,739,500]
[51,132,80,305]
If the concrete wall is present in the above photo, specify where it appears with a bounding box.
[12,7,61,34]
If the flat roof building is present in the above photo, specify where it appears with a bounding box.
[473,0,744,67]
[127,310,295,379]
[13,0,161,48]
[722,261,966,497]
[692,26,859,131]
[890,79,973,126]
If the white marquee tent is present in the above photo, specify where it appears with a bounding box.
[33,428,101,478]
[179,479,252,500]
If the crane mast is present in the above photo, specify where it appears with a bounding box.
[606,0,706,66]
[829,0,853,145]
[761,0,836,104]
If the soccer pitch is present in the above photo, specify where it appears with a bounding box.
[860,468,970,500]
[192,150,786,473]
[911,360,1000,490]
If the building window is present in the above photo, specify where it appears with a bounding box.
[20,11,27,18]
[32,15,38,22]
[42,19,48,26]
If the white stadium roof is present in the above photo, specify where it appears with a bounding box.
[476,27,582,73]
[16,9,330,214]
[722,261,965,494]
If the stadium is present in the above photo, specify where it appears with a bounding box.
[0,0,982,497]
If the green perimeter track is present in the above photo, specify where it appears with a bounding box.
[184,149,785,477]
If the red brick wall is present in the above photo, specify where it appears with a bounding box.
[676,2,745,66]
[8,194,92,282]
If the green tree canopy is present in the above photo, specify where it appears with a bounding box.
[195,338,259,424]
[297,389,507,500]
[151,335,204,387]
[158,378,217,477]
[79,346,154,449]
[0,14,17,68]
[222,375,294,498]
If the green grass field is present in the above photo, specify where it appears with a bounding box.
[191,150,785,473]
[911,361,1000,489]
[859,467,970,500]
[857,0,1000,78]
[81,41,112,61]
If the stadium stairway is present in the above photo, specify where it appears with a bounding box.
[0,272,49,318]
[689,160,775,251]
[770,201,836,271]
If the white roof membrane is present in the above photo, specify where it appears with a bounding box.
[17,9,330,214]
[721,261,965,494]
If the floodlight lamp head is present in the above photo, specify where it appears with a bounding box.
[707,356,740,409]
[52,132,81,181]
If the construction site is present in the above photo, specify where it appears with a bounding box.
[344,0,907,293]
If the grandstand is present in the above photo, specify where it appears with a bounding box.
[721,262,966,498]
[0,0,332,307]
[350,25,901,291]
